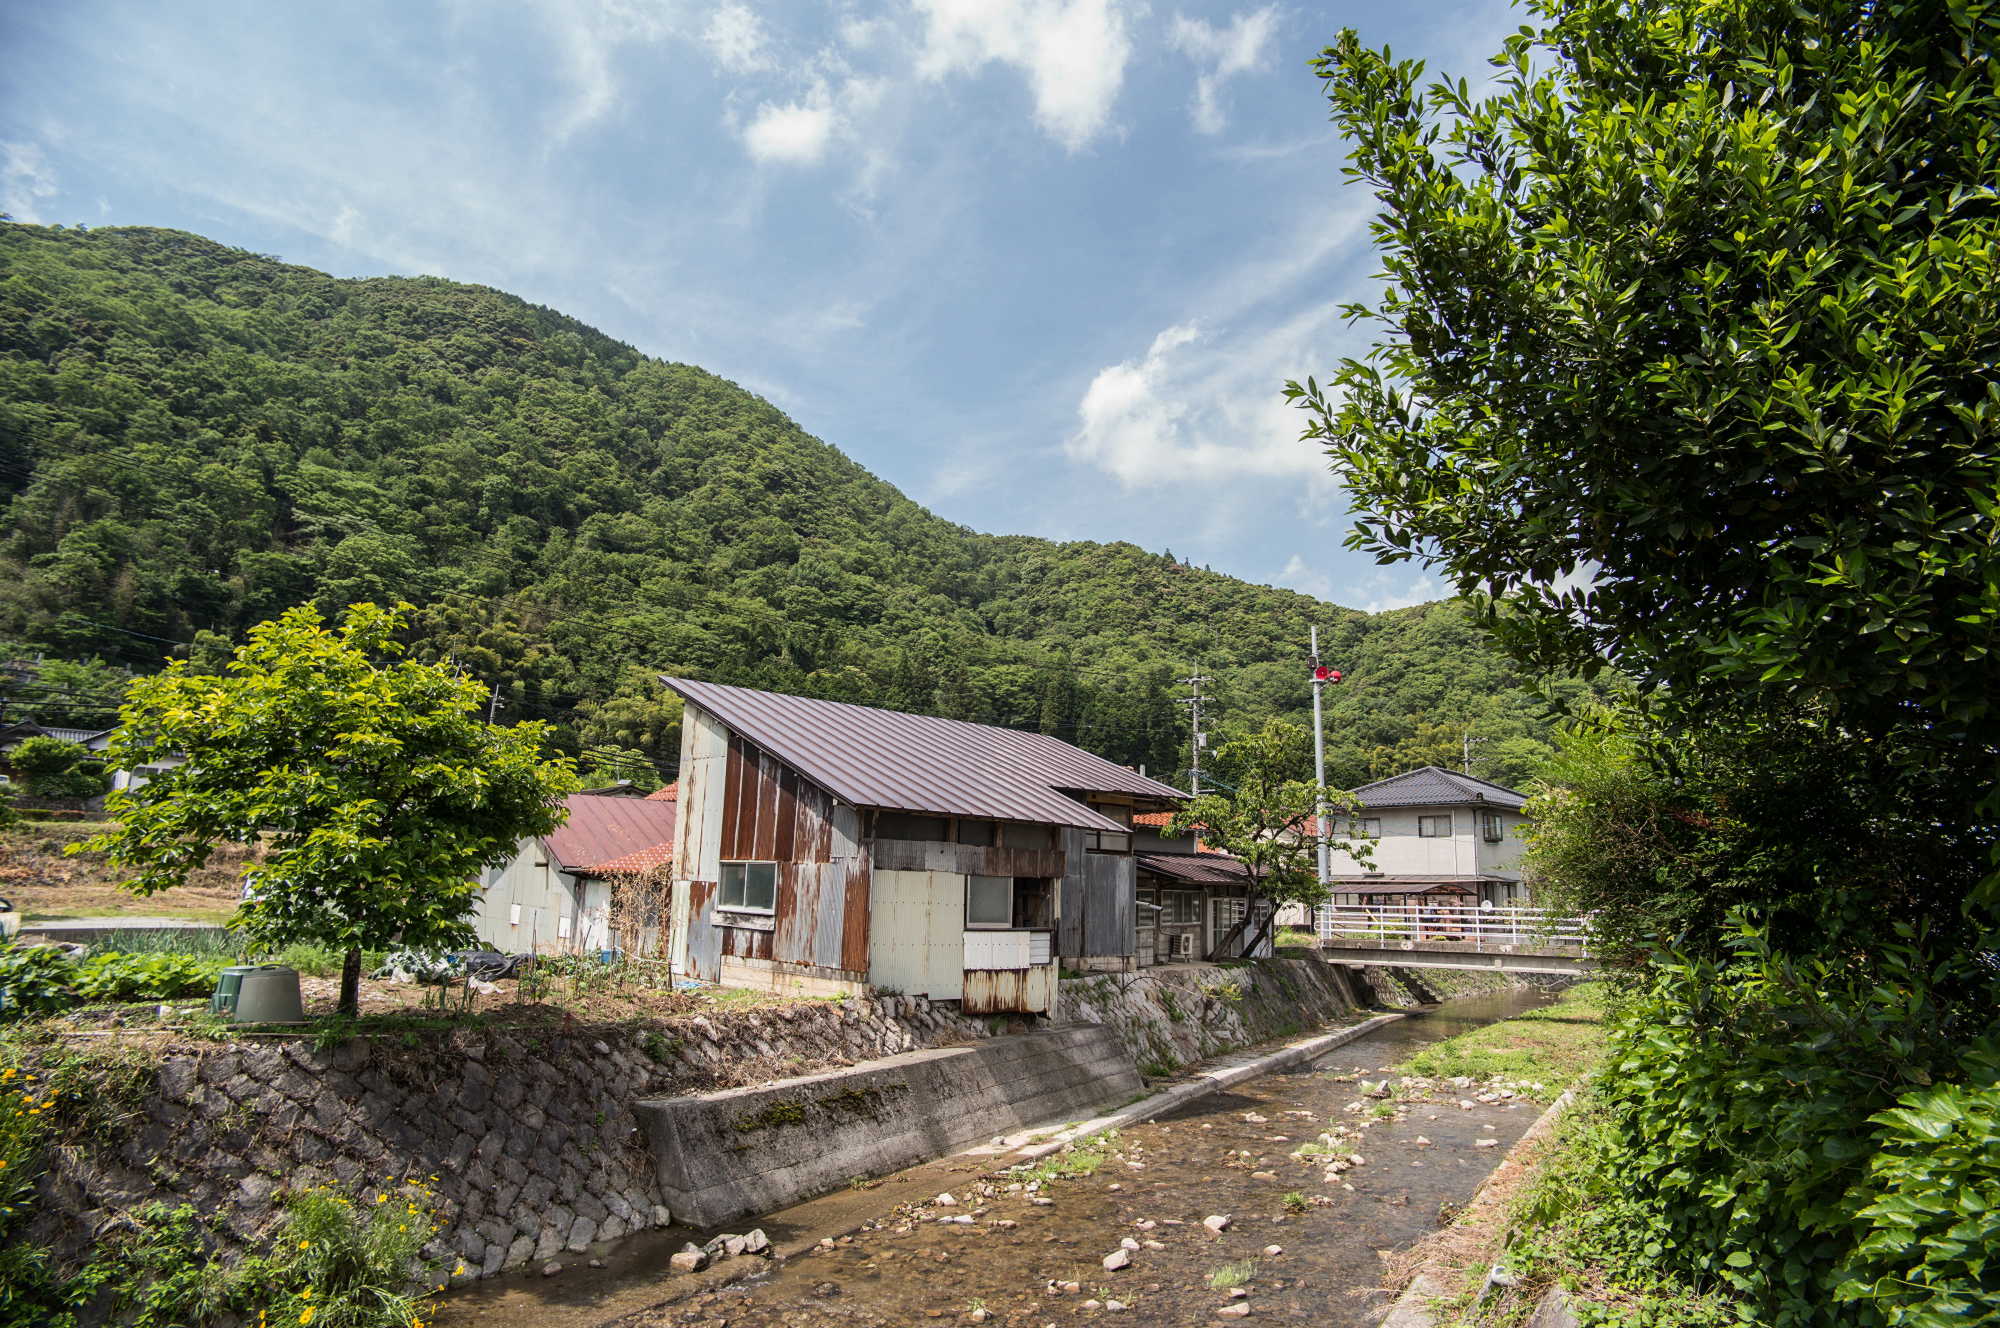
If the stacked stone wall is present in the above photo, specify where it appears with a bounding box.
[28,995,987,1283]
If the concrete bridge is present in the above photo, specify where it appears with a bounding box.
[1315,904,1599,976]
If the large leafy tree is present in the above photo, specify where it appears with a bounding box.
[1291,0,2000,853]
[85,603,578,1015]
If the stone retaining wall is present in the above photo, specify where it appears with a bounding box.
[1056,957,1372,1076]
[28,994,989,1283]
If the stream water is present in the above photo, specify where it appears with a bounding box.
[444,986,1557,1328]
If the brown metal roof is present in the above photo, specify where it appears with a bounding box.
[660,677,1186,833]
[1328,873,1499,895]
[543,793,678,877]
[1136,853,1255,886]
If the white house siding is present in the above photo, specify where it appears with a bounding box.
[470,840,583,953]
[1329,803,1530,906]
[668,703,731,977]
[867,868,967,1001]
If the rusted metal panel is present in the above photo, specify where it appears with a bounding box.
[684,878,722,982]
[720,736,747,860]
[837,807,870,974]
[774,766,799,862]
[722,925,773,961]
[659,676,1185,830]
[869,840,1065,879]
[961,964,1056,1015]
[773,861,849,971]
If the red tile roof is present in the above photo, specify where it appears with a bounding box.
[645,782,678,802]
[543,793,677,877]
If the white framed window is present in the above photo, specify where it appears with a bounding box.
[966,874,1014,928]
[719,861,778,913]
[1418,814,1453,838]
[1163,891,1201,924]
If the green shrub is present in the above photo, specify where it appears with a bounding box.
[90,928,239,961]
[73,951,222,1001]
[1585,915,1998,1327]
[0,943,76,1021]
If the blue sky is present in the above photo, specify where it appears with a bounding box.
[2,0,1520,611]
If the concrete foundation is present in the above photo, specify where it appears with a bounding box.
[634,1024,1143,1227]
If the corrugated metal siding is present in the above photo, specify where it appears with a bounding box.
[867,868,965,1000]
[1056,830,1137,960]
[870,839,1065,879]
[962,965,1056,1015]
[685,878,721,981]
[836,806,871,974]
[659,677,1184,831]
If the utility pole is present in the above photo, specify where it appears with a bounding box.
[488,681,505,725]
[1178,669,1212,795]
[1310,626,1329,888]
[1462,729,1486,775]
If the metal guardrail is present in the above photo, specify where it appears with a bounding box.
[1316,904,1592,955]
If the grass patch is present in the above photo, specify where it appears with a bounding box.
[1397,984,1606,1097]
[1207,1260,1258,1290]
[1011,1130,1121,1184]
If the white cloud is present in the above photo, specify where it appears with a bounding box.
[914,0,1134,151]
[535,0,680,141]
[1066,318,1332,489]
[702,2,772,73]
[1,141,58,223]
[1356,567,1447,613]
[743,98,837,164]
[1169,6,1279,134]
[1277,553,1334,600]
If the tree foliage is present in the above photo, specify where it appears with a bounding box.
[6,735,106,798]
[0,223,1585,788]
[82,602,578,1014]
[1292,0,2000,793]
[1169,722,1367,959]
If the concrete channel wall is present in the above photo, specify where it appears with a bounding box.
[636,1024,1142,1226]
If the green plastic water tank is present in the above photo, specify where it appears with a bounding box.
[210,965,260,1016]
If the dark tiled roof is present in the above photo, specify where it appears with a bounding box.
[1351,766,1529,811]
[660,677,1185,833]
[1136,853,1255,886]
[0,722,113,748]
[543,793,678,877]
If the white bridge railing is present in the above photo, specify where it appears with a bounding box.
[1316,904,1592,955]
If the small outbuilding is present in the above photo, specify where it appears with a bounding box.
[470,791,677,954]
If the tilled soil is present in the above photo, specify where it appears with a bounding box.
[449,989,1555,1328]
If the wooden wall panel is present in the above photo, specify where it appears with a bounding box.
[869,839,1065,879]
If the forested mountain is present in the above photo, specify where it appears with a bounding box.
[0,223,1586,788]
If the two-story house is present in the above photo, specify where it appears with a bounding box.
[660,678,1185,1014]
[1325,766,1531,909]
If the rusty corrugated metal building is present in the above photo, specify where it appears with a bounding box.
[660,678,1186,1014]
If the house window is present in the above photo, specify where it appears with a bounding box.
[967,875,1054,929]
[1418,814,1453,838]
[1086,830,1132,854]
[955,818,996,846]
[1347,817,1381,839]
[1163,891,1201,924]
[878,812,950,841]
[1481,811,1503,843]
[966,874,1013,928]
[719,861,778,913]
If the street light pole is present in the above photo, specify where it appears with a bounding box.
[1310,626,1329,888]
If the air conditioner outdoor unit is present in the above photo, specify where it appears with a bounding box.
[1170,932,1195,960]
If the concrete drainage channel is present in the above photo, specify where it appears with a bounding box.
[552,1016,1408,1320]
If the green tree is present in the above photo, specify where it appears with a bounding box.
[83,603,579,1015]
[1291,0,2000,879]
[6,736,107,798]
[1170,724,1367,959]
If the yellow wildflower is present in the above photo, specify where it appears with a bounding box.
[300,1308,315,1326]
[298,1240,310,1250]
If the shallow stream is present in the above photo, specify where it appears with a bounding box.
[445,986,1557,1328]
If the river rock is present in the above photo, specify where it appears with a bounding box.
[1120,1237,1140,1250]
[671,1248,707,1273]
[1476,1139,1499,1148]
[1215,1304,1251,1318]
[1203,1215,1231,1233]
[1103,1250,1132,1271]
[743,1228,770,1254]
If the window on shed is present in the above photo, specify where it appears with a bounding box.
[719,861,777,912]
[955,818,996,846]
[1013,877,1054,929]
[1163,891,1202,924]
[878,812,950,842]
[1481,811,1504,843]
[1417,814,1453,838]
[966,874,1014,928]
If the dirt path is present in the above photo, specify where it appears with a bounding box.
[446,988,1555,1328]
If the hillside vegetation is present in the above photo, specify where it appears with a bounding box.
[0,223,1587,783]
